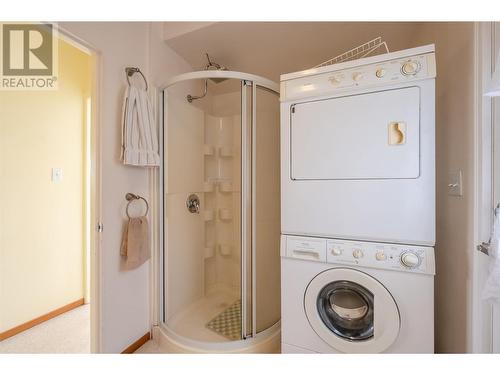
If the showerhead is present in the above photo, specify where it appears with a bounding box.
[209,76,228,84]
[204,53,228,84]
[186,54,229,102]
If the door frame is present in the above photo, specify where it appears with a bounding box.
[58,25,103,353]
[472,21,495,353]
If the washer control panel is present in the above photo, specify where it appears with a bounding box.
[283,235,435,275]
[281,51,436,101]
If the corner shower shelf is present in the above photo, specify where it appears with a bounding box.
[218,244,232,257]
[203,181,215,193]
[218,181,233,193]
[203,144,215,156]
[219,146,233,158]
[219,208,233,221]
[203,209,215,221]
[204,246,215,259]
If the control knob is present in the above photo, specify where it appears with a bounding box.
[400,251,421,268]
[352,249,364,259]
[329,76,341,85]
[401,60,420,76]
[352,72,363,82]
[331,247,342,256]
[375,68,386,78]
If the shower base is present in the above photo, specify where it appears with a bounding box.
[166,289,239,343]
[155,289,280,353]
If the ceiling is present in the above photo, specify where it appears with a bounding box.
[163,22,424,85]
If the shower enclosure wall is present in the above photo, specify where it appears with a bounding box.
[160,71,280,352]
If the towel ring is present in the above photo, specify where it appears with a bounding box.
[125,67,148,91]
[125,193,149,219]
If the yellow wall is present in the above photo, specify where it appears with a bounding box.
[0,39,91,332]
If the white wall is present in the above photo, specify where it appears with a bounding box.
[59,22,193,353]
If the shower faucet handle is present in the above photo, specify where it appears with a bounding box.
[186,194,200,214]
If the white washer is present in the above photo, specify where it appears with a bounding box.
[281,235,435,353]
[280,45,436,246]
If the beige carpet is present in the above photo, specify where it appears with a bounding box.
[0,304,90,353]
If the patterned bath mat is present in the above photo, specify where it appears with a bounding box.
[206,300,241,340]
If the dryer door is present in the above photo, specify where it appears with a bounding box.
[290,86,420,180]
[304,268,400,353]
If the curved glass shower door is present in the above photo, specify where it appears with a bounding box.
[161,74,280,346]
[253,86,280,334]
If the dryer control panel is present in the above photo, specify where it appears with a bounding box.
[282,235,435,275]
[280,45,436,102]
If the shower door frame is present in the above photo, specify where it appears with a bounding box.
[158,71,279,349]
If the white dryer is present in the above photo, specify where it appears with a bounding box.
[280,45,436,246]
[281,235,435,353]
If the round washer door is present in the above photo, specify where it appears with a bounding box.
[304,268,400,353]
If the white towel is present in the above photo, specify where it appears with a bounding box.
[121,85,160,167]
[482,212,500,304]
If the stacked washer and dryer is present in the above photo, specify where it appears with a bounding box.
[279,45,436,353]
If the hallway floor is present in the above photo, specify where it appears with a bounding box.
[0,304,90,353]
[134,340,162,353]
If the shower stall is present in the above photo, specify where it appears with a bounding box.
[159,68,281,352]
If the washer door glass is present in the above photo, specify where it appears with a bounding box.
[317,281,374,341]
[305,268,400,353]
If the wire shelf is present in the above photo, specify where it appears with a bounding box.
[314,37,389,68]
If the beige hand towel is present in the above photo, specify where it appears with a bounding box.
[120,216,150,270]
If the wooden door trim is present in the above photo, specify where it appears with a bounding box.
[0,298,85,341]
[121,332,151,354]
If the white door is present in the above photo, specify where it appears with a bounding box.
[476,22,500,353]
[492,22,500,353]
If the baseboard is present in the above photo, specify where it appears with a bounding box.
[0,298,85,341]
[121,332,151,354]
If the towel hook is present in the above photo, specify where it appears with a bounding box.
[125,193,149,219]
[125,67,148,90]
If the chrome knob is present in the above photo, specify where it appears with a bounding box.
[186,194,200,214]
